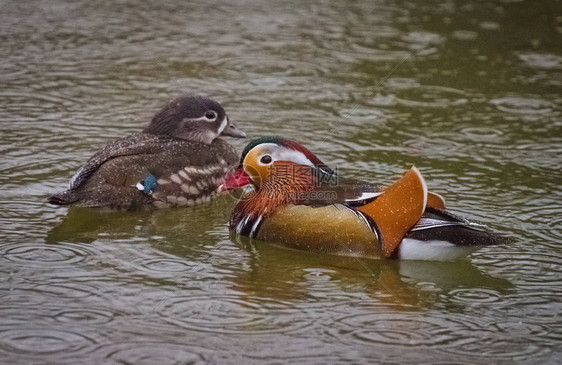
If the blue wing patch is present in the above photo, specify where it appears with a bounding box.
[136,173,158,195]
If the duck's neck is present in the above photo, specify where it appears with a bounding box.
[230,171,314,236]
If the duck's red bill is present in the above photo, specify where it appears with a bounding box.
[218,167,252,193]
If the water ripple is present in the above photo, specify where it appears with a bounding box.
[212,57,330,78]
[30,282,101,299]
[451,30,478,41]
[438,322,551,360]
[327,309,550,361]
[512,201,562,249]
[459,126,504,141]
[92,341,205,365]
[519,53,562,69]
[401,31,445,52]
[0,242,96,268]
[160,294,310,334]
[0,303,119,327]
[327,311,473,348]
[490,96,554,114]
[54,307,117,325]
[447,288,502,304]
[389,85,468,108]
[0,327,97,359]
[131,257,198,275]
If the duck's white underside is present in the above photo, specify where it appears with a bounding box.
[398,238,478,260]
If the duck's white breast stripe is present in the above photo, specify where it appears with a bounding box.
[345,192,382,203]
[235,220,245,234]
[250,215,263,238]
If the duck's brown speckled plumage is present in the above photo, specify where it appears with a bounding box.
[49,95,245,208]
[50,134,237,207]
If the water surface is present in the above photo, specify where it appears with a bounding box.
[1,0,561,363]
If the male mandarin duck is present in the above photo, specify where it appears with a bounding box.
[220,137,508,260]
[49,95,246,208]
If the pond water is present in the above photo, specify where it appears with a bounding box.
[1,0,561,363]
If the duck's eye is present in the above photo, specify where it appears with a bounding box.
[205,111,217,120]
[260,155,273,164]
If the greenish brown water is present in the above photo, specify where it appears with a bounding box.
[1,0,561,363]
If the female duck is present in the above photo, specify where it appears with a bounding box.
[220,137,509,260]
[49,95,246,208]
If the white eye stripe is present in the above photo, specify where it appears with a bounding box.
[248,143,315,167]
[189,116,215,122]
[185,112,220,123]
[217,116,228,134]
[275,149,314,166]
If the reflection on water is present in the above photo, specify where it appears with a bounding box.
[1,0,561,363]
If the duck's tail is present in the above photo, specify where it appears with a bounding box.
[397,207,512,260]
[357,167,512,259]
[408,208,509,246]
[48,190,78,206]
[357,166,428,258]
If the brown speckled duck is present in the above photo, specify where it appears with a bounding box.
[49,95,246,208]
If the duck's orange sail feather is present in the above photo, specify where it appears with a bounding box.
[358,166,428,257]
[427,192,446,210]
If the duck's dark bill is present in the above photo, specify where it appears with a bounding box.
[220,122,247,138]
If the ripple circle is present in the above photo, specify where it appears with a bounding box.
[131,257,197,275]
[0,243,95,268]
[490,97,553,114]
[0,327,96,357]
[448,288,502,305]
[98,342,204,365]
[54,307,117,325]
[459,127,504,141]
[327,311,473,348]
[159,295,310,334]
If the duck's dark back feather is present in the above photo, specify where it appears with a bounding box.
[67,134,190,190]
[49,133,238,207]
[48,190,79,205]
[407,207,512,246]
